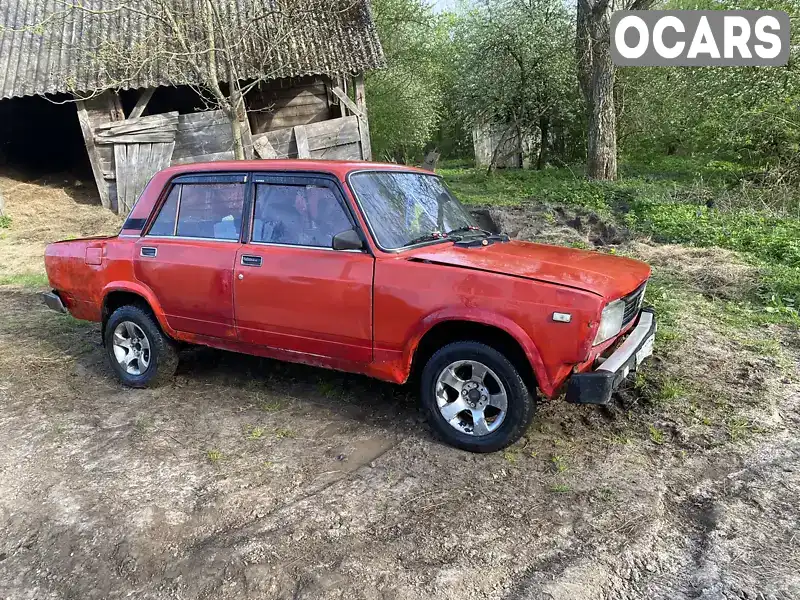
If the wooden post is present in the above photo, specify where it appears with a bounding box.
[75,91,125,210]
[129,89,155,119]
[294,125,310,158]
[353,75,372,161]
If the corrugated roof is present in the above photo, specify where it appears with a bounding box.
[0,0,385,100]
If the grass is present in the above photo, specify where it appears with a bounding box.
[246,426,265,440]
[441,155,800,315]
[206,449,223,463]
[550,455,569,474]
[0,214,11,229]
[0,272,49,289]
[648,424,665,445]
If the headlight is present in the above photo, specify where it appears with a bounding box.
[594,299,625,345]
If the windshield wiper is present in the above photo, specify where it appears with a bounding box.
[446,225,495,237]
[406,231,451,246]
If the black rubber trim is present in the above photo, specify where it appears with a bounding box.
[565,308,657,405]
[122,217,147,232]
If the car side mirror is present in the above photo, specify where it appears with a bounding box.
[332,228,364,251]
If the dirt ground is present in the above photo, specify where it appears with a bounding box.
[1,178,799,600]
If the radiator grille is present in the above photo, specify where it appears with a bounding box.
[621,281,647,327]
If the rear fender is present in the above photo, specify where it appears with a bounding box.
[101,281,176,339]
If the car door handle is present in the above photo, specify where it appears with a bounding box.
[240,255,262,267]
[140,247,157,258]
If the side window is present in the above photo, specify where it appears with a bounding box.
[252,183,352,248]
[147,185,180,236]
[176,183,245,241]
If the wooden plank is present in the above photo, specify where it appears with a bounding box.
[331,87,362,119]
[113,144,127,214]
[304,116,360,152]
[251,109,329,134]
[129,88,155,119]
[172,124,233,160]
[109,92,125,122]
[310,142,362,161]
[354,76,372,161]
[253,91,328,111]
[97,132,177,145]
[253,133,278,159]
[76,99,111,208]
[260,128,297,158]
[171,150,236,165]
[171,110,244,164]
[95,112,179,135]
[177,110,229,128]
[294,125,310,159]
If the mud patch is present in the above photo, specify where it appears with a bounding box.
[471,205,629,248]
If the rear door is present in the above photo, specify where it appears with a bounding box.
[233,174,374,362]
[134,173,247,340]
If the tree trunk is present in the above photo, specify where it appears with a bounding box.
[576,0,617,180]
[538,115,549,170]
[229,110,245,160]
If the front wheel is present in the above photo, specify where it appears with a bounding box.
[104,305,179,388]
[420,342,536,453]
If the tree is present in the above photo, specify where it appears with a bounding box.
[366,0,454,162]
[452,0,579,169]
[618,0,800,167]
[576,0,652,180]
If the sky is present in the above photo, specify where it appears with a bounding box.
[430,0,467,12]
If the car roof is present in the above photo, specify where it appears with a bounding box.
[157,159,434,179]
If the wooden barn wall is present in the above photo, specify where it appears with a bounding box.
[75,75,372,214]
[252,115,362,161]
[171,110,253,165]
[246,76,332,135]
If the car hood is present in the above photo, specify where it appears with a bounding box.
[408,240,651,300]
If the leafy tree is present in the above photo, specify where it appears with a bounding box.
[618,0,800,168]
[452,0,580,169]
[366,0,454,161]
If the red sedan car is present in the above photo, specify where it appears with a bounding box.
[44,160,655,452]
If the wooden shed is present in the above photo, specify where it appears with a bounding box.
[0,0,385,214]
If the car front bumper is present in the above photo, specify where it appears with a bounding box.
[565,308,656,405]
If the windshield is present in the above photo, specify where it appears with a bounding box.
[349,171,477,250]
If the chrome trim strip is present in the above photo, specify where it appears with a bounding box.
[597,311,655,374]
[143,235,241,243]
[247,240,363,253]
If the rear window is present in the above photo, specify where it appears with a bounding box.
[147,182,245,241]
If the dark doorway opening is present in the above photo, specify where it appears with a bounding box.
[0,94,92,181]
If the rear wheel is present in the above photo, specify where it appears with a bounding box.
[104,305,178,388]
[420,341,536,453]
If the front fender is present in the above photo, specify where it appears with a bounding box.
[403,307,554,396]
[100,281,176,339]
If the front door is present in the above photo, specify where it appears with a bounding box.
[233,175,374,362]
[134,174,247,339]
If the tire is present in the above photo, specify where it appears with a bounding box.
[104,305,179,388]
[420,341,536,453]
